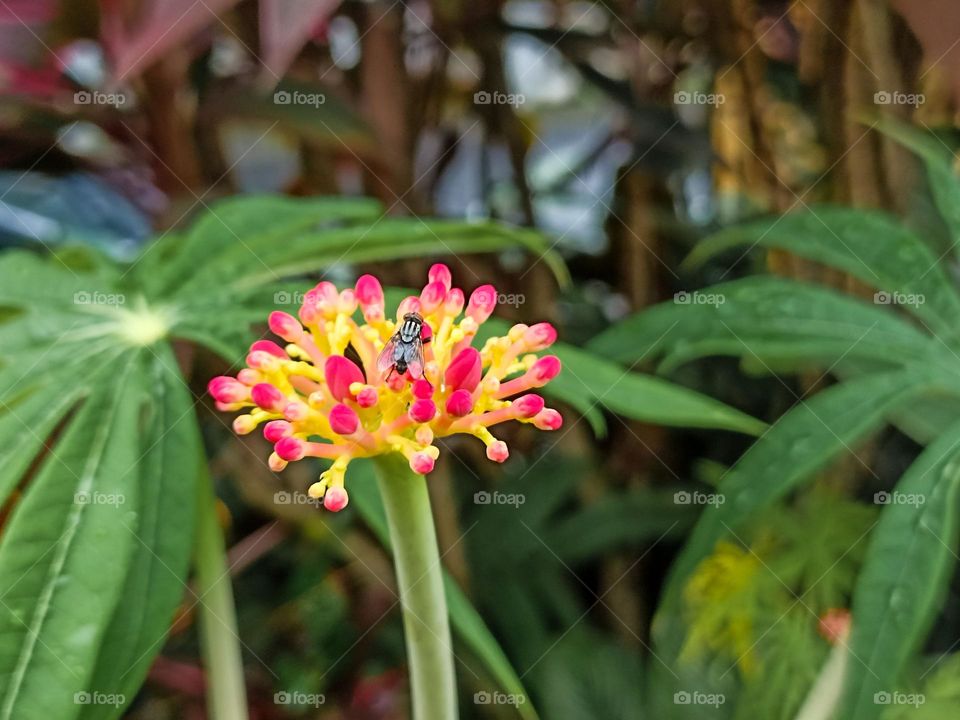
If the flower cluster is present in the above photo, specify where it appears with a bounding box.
[209,264,562,511]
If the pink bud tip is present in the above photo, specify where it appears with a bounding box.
[356,387,379,408]
[533,408,563,431]
[420,281,447,314]
[263,420,292,442]
[325,355,365,402]
[444,288,465,315]
[283,402,309,421]
[237,369,260,386]
[412,379,434,399]
[275,436,306,461]
[233,415,256,435]
[410,452,436,474]
[324,486,349,512]
[312,281,338,306]
[445,389,474,417]
[409,399,437,423]
[487,440,509,463]
[268,453,288,472]
[268,311,302,341]
[251,383,285,412]
[329,403,360,435]
[467,284,497,323]
[208,376,247,403]
[356,274,384,305]
[514,394,545,418]
[250,340,287,357]
[420,322,433,341]
[397,296,422,319]
[532,355,562,382]
[524,322,557,351]
[428,263,452,290]
[444,347,482,392]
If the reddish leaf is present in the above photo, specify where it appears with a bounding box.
[258,0,340,81]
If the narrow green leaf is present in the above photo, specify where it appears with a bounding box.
[842,421,960,720]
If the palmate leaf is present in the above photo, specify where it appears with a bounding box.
[842,421,960,720]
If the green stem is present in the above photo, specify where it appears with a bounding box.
[374,455,458,720]
[194,474,250,720]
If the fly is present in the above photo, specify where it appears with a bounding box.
[377,312,429,380]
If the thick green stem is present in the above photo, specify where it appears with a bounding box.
[194,476,250,720]
[374,455,458,720]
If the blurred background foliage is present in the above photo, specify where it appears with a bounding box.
[4,0,960,719]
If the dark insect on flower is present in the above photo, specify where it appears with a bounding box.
[377,312,429,380]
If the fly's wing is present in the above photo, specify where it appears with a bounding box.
[401,337,425,379]
[377,336,400,375]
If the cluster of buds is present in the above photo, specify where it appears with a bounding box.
[209,264,562,511]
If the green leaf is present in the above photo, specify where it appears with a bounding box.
[0,357,143,720]
[842,421,960,720]
[79,347,201,720]
[684,206,960,333]
[587,277,938,373]
[347,460,541,720]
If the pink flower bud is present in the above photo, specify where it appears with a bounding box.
[355,274,385,321]
[523,322,557,351]
[275,436,306,461]
[283,402,309,421]
[428,263,452,290]
[329,403,360,435]
[445,389,473,417]
[208,376,247,403]
[237,369,260,386]
[533,408,563,431]
[513,394,545,418]
[268,311,301,341]
[420,322,433,342]
[486,440,509,463]
[233,415,256,435]
[444,347,482,392]
[324,486,349,512]
[444,288,465,315]
[356,387,379,408]
[338,289,357,314]
[531,355,562,383]
[397,296,421,319]
[420,281,447,314]
[412,379,434,399]
[409,399,437,423]
[325,355,364,402]
[268,453,287,472]
[263,420,292,442]
[251,383,285,412]
[250,340,286,357]
[466,285,497,323]
[410,452,436,474]
[312,281,338,306]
